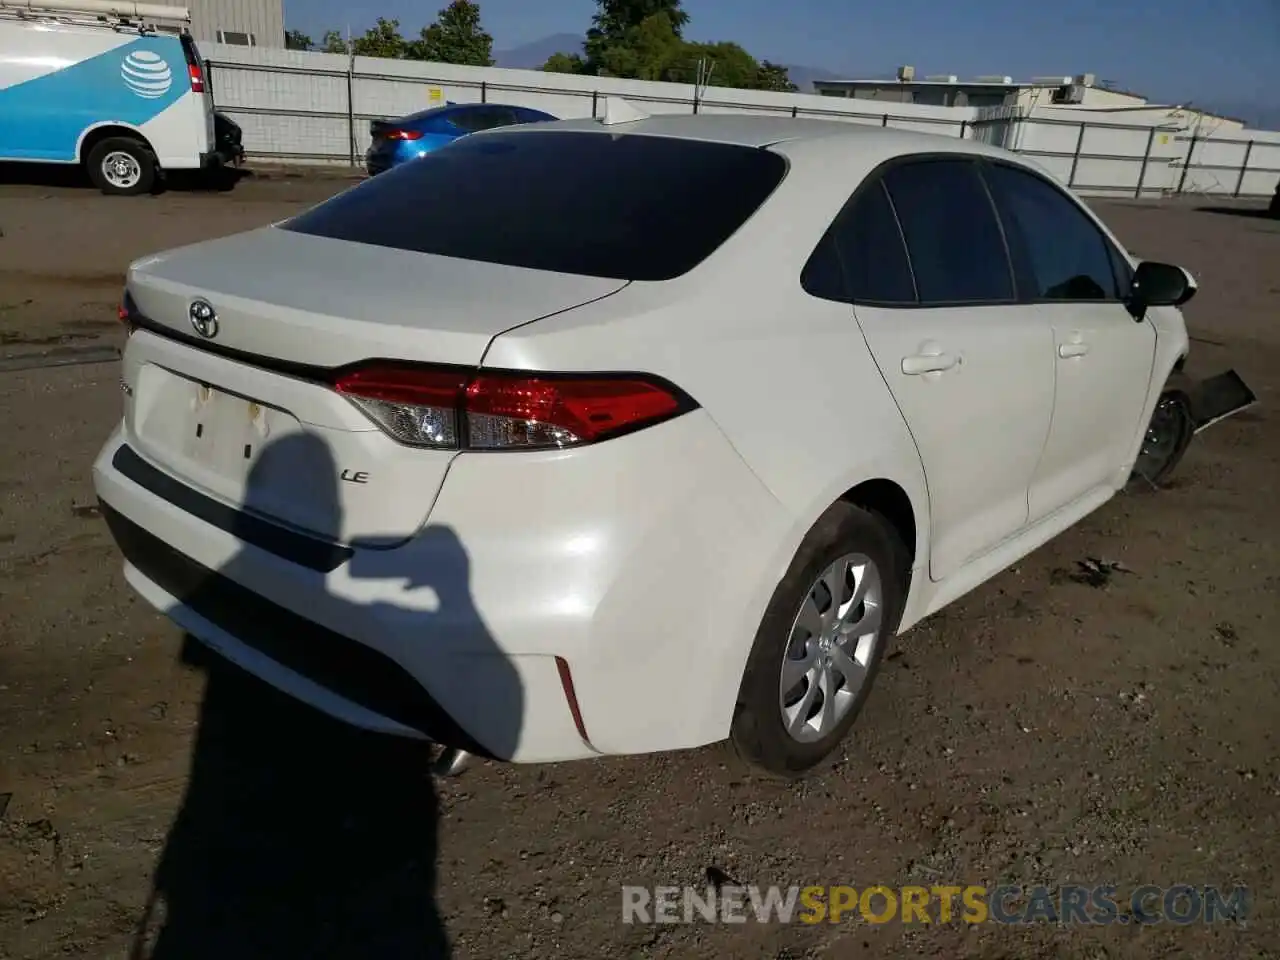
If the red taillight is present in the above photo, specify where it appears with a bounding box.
[332,363,692,451]
[187,62,204,93]
[382,128,423,141]
[117,290,137,330]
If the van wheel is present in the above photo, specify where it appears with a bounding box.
[730,502,908,778]
[86,138,157,196]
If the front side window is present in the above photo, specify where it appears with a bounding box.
[982,162,1123,301]
[882,159,1015,304]
[283,130,788,281]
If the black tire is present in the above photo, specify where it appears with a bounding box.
[1129,373,1195,487]
[730,501,909,778]
[85,137,157,196]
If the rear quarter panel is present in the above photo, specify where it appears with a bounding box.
[481,135,935,729]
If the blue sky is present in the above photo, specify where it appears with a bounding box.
[285,0,1276,106]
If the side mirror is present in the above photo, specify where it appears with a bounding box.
[1126,261,1197,319]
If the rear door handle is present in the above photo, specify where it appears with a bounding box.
[1058,342,1090,359]
[902,352,959,375]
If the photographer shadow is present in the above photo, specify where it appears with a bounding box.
[131,430,522,959]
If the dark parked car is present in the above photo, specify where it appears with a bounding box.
[364,102,557,176]
[213,111,245,168]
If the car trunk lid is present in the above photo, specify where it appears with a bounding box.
[126,225,626,368]
[121,227,627,545]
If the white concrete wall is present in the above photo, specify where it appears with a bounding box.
[199,44,1280,199]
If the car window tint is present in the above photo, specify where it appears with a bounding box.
[398,106,450,127]
[1108,241,1134,296]
[836,182,916,304]
[882,159,1014,304]
[449,107,506,132]
[283,131,788,281]
[801,181,916,305]
[983,163,1121,301]
[472,107,520,131]
[800,233,847,302]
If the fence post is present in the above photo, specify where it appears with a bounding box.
[1133,127,1157,198]
[791,105,798,118]
[591,90,598,118]
[480,81,487,103]
[1066,122,1086,188]
[958,119,967,138]
[881,113,888,127]
[1233,141,1254,197]
[1175,134,1198,195]
[346,59,355,166]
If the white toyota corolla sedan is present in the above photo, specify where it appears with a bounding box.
[93,108,1199,777]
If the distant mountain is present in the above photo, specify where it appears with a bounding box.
[493,33,584,70]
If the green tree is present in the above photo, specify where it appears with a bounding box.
[662,42,797,91]
[585,0,687,72]
[593,12,685,81]
[284,29,312,51]
[542,51,587,74]
[409,0,494,66]
[590,0,689,40]
[755,60,798,92]
[672,40,757,87]
[351,17,408,59]
[320,29,349,54]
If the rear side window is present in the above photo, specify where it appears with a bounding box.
[882,159,1015,304]
[449,106,518,132]
[982,162,1122,301]
[802,181,916,305]
[283,131,788,281]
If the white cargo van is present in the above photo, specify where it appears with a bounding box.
[0,0,236,194]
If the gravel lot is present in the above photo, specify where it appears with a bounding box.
[0,171,1277,960]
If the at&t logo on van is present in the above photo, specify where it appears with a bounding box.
[121,49,173,99]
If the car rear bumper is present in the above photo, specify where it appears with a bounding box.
[202,145,244,169]
[92,411,792,763]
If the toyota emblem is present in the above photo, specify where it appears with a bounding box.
[189,299,218,339]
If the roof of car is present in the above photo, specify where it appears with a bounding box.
[484,110,1019,161]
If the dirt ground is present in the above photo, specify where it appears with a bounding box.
[0,168,1277,960]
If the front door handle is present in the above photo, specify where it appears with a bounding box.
[1058,342,1090,359]
[902,352,959,375]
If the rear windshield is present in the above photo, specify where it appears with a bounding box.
[281,130,788,281]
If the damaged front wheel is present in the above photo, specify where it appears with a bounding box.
[1131,380,1194,486]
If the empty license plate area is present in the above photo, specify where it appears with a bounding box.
[130,362,303,506]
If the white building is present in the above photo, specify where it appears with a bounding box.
[814,69,1149,110]
[157,0,283,48]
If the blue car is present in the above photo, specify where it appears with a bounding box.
[365,102,558,176]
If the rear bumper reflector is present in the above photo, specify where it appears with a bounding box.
[555,655,592,746]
